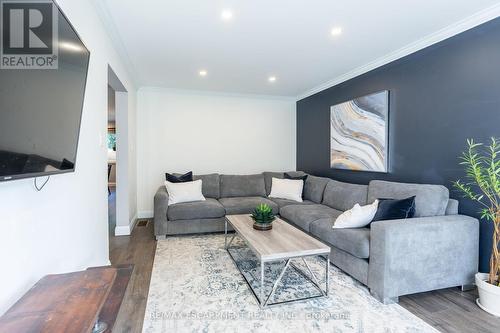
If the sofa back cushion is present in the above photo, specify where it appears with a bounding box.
[303,175,330,203]
[193,173,220,199]
[367,180,449,217]
[322,180,368,211]
[445,198,459,215]
[220,174,266,198]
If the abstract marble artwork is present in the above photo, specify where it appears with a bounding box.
[330,90,389,172]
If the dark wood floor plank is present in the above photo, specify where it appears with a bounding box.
[400,287,500,333]
[109,220,156,333]
[88,265,134,333]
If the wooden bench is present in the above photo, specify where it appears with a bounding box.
[0,265,132,333]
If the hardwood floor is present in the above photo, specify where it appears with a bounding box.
[109,219,156,333]
[109,220,499,333]
[400,288,500,333]
[89,264,133,332]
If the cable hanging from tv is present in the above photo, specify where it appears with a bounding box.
[34,176,50,192]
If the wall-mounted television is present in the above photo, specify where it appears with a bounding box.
[0,0,90,182]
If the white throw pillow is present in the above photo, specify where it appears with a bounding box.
[164,179,206,205]
[333,200,379,229]
[269,177,303,202]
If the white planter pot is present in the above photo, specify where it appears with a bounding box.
[475,272,500,317]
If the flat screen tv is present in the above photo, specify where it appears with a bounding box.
[0,1,90,182]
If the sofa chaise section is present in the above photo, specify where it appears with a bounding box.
[279,177,479,304]
[368,213,478,303]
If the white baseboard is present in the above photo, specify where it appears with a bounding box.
[138,210,154,219]
[114,213,138,236]
[114,225,131,236]
[130,212,138,231]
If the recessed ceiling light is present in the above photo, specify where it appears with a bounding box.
[221,9,233,21]
[268,76,277,83]
[199,70,207,77]
[331,26,343,36]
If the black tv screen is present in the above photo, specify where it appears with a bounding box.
[0,1,90,181]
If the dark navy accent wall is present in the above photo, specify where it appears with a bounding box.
[297,18,500,272]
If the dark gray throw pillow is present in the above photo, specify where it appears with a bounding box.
[165,171,193,183]
[371,196,416,223]
[284,173,308,181]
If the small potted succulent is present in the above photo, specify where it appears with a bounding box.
[251,204,276,231]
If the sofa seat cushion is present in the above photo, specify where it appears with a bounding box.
[167,198,225,220]
[219,197,279,215]
[270,198,315,209]
[310,219,370,259]
[280,204,342,232]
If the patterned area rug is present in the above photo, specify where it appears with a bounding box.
[142,234,437,333]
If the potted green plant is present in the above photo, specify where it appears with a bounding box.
[454,138,500,317]
[251,204,276,231]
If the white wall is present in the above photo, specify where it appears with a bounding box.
[137,88,296,216]
[0,0,137,314]
[115,91,136,235]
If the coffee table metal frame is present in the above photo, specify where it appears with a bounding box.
[224,217,330,309]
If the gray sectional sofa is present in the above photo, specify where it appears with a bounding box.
[154,172,479,303]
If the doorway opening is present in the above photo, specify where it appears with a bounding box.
[107,66,130,238]
[107,85,117,235]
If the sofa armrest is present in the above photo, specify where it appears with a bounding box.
[368,215,478,303]
[154,186,169,237]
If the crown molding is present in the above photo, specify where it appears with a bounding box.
[139,86,297,101]
[296,3,500,101]
[91,0,140,89]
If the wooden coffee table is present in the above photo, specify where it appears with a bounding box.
[224,214,331,308]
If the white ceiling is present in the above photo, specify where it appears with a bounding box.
[98,0,500,97]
